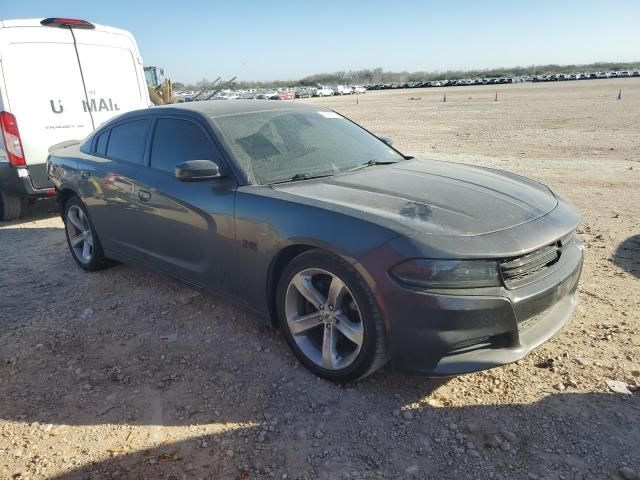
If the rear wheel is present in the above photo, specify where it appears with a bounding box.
[63,196,111,271]
[0,191,21,221]
[277,250,388,382]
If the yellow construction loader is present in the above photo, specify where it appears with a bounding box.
[144,66,174,105]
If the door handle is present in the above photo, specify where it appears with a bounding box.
[80,170,90,179]
[138,190,151,202]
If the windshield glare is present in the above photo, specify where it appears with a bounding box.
[210,110,403,184]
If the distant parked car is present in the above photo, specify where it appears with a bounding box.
[335,85,352,95]
[351,86,366,94]
[313,86,334,97]
[295,88,312,98]
[273,90,295,100]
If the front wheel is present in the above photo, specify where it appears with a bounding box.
[277,250,389,382]
[63,196,111,271]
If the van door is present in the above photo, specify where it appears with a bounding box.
[1,34,94,188]
[72,29,149,128]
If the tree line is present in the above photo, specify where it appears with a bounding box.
[173,61,640,90]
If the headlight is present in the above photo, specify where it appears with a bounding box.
[391,259,501,289]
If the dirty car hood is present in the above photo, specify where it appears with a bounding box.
[273,159,558,236]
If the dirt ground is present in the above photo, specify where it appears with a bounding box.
[1,78,639,480]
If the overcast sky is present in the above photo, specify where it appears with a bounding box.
[4,0,640,83]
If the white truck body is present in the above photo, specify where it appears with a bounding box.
[0,18,150,219]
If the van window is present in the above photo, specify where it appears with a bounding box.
[106,119,150,164]
[95,130,110,156]
[149,118,219,173]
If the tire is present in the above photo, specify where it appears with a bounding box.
[0,191,21,221]
[276,249,388,383]
[63,196,111,271]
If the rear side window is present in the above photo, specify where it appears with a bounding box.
[106,119,150,164]
[95,130,110,156]
[149,118,219,173]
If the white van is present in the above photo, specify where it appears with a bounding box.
[0,17,150,220]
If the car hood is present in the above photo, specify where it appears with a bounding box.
[273,159,558,236]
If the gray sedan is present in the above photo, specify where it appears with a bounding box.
[47,101,583,382]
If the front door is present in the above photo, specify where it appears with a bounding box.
[134,116,237,295]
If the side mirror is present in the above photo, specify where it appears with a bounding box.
[175,160,222,181]
[380,136,393,146]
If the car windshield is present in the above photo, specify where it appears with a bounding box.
[210,109,404,184]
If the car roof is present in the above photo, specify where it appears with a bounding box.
[148,100,331,119]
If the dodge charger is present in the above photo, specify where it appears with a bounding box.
[47,101,583,382]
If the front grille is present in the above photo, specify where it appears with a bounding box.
[500,232,574,289]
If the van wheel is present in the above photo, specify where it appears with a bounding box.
[0,191,21,221]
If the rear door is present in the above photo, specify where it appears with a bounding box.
[81,117,151,260]
[72,27,149,127]
[0,27,93,187]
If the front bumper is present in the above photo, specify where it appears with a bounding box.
[384,242,584,375]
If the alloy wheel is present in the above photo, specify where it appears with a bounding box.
[285,268,364,370]
[66,205,94,264]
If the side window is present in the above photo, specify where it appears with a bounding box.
[106,119,150,164]
[149,118,219,174]
[95,130,110,156]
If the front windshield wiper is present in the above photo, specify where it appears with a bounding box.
[269,173,335,185]
[363,159,399,166]
[345,159,400,173]
[269,159,404,185]
[291,173,313,181]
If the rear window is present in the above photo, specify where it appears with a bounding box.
[95,130,110,156]
[106,119,150,164]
